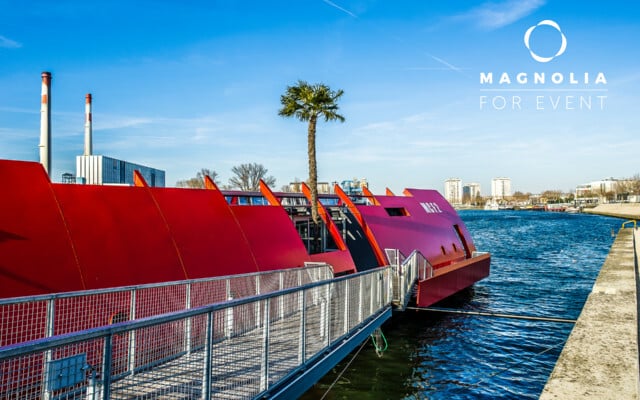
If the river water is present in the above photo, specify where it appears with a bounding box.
[302,210,621,399]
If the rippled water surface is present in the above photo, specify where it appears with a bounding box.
[302,210,621,399]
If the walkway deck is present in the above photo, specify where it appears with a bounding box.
[540,226,639,399]
[0,262,404,400]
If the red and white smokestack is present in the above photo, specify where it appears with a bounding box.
[39,72,52,176]
[84,93,92,155]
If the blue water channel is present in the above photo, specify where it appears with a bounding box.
[302,210,621,399]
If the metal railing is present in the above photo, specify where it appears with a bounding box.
[385,249,431,310]
[0,264,333,350]
[0,267,391,400]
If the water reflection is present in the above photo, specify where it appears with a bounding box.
[302,211,620,399]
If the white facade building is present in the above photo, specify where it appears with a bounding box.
[576,178,620,197]
[491,177,512,200]
[444,178,463,205]
[576,178,635,203]
[76,155,165,187]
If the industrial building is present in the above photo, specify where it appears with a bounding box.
[37,74,165,187]
[76,155,165,186]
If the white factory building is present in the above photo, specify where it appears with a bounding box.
[76,155,165,187]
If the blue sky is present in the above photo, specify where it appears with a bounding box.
[1,0,638,194]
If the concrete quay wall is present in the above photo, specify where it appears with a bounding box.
[540,227,639,399]
[584,203,640,220]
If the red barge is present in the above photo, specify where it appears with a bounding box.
[0,159,489,307]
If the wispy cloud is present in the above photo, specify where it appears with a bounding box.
[321,0,358,18]
[454,0,546,30]
[0,35,22,49]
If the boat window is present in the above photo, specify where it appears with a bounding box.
[319,198,339,206]
[385,207,409,217]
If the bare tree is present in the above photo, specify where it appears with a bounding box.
[228,163,276,191]
[176,168,219,188]
[630,174,640,195]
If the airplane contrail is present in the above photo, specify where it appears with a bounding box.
[321,0,358,18]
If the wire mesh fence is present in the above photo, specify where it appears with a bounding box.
[0,264,333,349]
[0,267,392,400]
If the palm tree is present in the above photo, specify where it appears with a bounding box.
[278,80,345,224]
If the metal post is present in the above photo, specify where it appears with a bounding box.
[358,275,363,323]
[128,289,137,373]
[380,271,385,309]
[278,273,284,319]
[325,284,331,345]
[370,273,375,316]
[255,275,261,327]
[260,298,271,391]
[343,281,350,334]
[298,290,306,364]
[399,262,405,308]
[42,299,55,400]
[185,283,192,354]
[102,334,113,400]
[225,280,233,338]
[202,311,213,399]
[319,298,326,339]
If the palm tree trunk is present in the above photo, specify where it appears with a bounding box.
[308,115,319,225]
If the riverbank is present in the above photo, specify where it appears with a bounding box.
[583,203,640,220]
[540,226,639,399]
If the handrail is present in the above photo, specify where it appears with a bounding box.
[385,249,431,310]
[0,264,334,354]
[0,263,332,306]
[0,266,392,400]
[622,220,637,229]
[0,272,343,358]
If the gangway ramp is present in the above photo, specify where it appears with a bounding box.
[0,266,393,400]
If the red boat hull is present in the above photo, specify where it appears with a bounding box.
[416,253,491,307]
[0,159,489,306]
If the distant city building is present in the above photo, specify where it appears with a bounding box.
[491,177,512,199]
[76,155,165,187]
[340,178,368,196]
[575,177,635,203]
[287,181,332,194]
[463,182,481,204]
[444,178,463,205]
[576,178,621,197]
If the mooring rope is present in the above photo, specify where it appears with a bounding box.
[371,328,388,357]
[320,337,370,400]
[406,306,576,324]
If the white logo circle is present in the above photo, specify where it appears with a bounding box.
[524,20,567,63]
